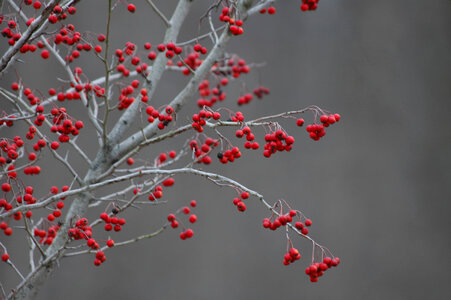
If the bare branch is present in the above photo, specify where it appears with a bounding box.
[0,0,60,75]
[108,0,194,146]
[145,0,170,26]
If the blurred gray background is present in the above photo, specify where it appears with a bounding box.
[1,0,451,299]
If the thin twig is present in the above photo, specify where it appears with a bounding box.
[145,0,170,26]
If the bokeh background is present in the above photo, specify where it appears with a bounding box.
[1,0,451,299]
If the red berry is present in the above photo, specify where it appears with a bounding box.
[127,4,136,13]
[1,253,9,261]
[1,183,11,192]
[185,229,194,238]
[189,214,197,223]
[41,50,49,59]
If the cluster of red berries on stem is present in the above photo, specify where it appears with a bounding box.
[301,0,320,12]
[156,42,183,59]
[305,113,340,141]
[232,191,249,212]
[145,105,175,130]
[190,137,219,165]
[0,221,13,236]
[305,256,340,282]
[283,247,301,266]
[263,129,295,158]
[48,4,77,24]
[259,6,277,15]
[34,223,61,245]
[191,108,221,132]
[167,200,197,240]
[48,108,84,147]
[236,126,260,151]
[100,211,126,232]
[253,85,270,99]
[196,79,227,108]
[219,7,244,36]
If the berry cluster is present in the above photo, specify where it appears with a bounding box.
[226,58,250,79]
[196,80,227,108]
[219,7,244,35]
[148,185,164,201]
[259,6,277,14]
[305,256,340,282]
[217,146,242,164]
[0,221,13,236]
[263,129,295,158]
[34,223,61,245]
[178,48,202,75]
[118,80,141,109]
[236,93,253,106]
[49,108,84,146]
[167,200,197,240]
[1,137,22,161]
[100,211,126,232]
[190,137,219,165]
[191,109,221,132]
[283,247,301,266]
[145,105,174,130]
[156,42,183,59]
[232,191,249,212]
[2,19,22,46]
[0,114,15,127]
[305,113,340,141]
[263,210,296,231]
[235,126,260,150]
[300,0,320,12]
[253,86,270,99]
[48,4,77,24]
[68,218,92,239]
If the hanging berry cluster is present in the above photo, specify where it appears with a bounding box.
[196,80,227,108]
[305,113,340,141]
[300,0,320,11]
[0,137,22,161]
[235,126,260,150]
[219,7,244,36]
[217,146,241,164]
[191,109,221,132]
[190,137,219,165]
[305,256,340,282]
[262,129,295,158]
[34,223,61,245]
[157,42,183,59]
[253,86,270,99]
[259,6,277,14]
[262,210,305,232]
[144,105,175,130]
[283,247,301,266]
[49,108,84,147]
[116,42,150,78]
[0,220,13,236]
[167,200,197,240]
[100,211,126,232]
[232,191,249,212]
[148,185,164,201]
[48,4,77,24]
